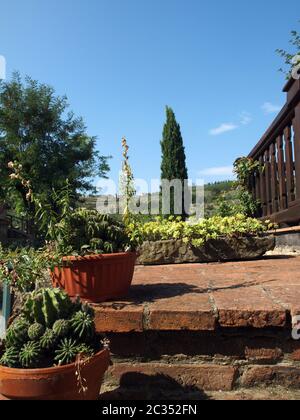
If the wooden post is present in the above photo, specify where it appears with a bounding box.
[264,150,272,215]
[255,172,261,215]
[293,104,300,200]
[276,134,287,210]
[270,142,279,213]
[284,125,295,204]
[0,283,11,338]
[259,156,267,216]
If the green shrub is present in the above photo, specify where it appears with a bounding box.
[129,215,275,247]
[233,157,261,217]
[0,245,60,292]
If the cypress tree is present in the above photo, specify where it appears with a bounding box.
[160,106,188,217]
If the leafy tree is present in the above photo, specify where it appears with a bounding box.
[160,106,188,217]
[0,73,109,216]
[203,181,239,218]
[233,157,260,217]
[277,23,300,78]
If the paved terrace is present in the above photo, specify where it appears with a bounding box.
[93,256,300,333]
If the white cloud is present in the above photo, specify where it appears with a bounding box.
[209,111,252,136]
[198,166,234,177]
[209,123,238,136]
[240,111,252,125]
[261,102,281,115]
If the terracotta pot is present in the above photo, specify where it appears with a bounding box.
[51,252,136,303]
[0,349,110,400]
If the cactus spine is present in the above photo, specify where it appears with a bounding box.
[0,347,19,368]
[28,323,45,341]
[22,288,73,327]
[71,311,95,340]
[54,338,79,365]
[40,329,57,351]
[53,320,70,338]
[19,342,42,368]
[5,318,30,348]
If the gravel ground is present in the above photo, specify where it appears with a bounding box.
[265,246,300,257]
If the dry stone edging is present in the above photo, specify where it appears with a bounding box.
[137,236,275,265]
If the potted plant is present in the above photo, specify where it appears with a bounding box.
[51,209,137,303]
[0,288,110,400]
[7,161,137,303]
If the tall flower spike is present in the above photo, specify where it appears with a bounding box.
[120,137,135,225]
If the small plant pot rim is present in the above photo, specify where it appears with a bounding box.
[60,251,136,263]
[0,348,109,375]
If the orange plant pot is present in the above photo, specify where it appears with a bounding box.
[0,349,110,400]
[51,252,136,303]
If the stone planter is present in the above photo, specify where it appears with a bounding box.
[137,236,275,265]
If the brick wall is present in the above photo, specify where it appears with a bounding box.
[101,329,300,396]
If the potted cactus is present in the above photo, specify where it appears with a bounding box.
[0,288,110,400]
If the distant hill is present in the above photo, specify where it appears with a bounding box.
[204,181,238,218]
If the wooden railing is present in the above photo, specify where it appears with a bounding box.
[248,78,300,225]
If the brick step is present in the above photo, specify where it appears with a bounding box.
[103,329,300,364]
[94,260,300,398]
[105,362,237,392]
[93,259,300,334]
[98,328,300,395]
[102,360,300,395]
[100,384,300,401]
[98,329,300,399]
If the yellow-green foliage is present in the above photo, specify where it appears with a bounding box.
[129,215,276,247]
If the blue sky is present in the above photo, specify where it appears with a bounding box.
[0,0,299,188]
